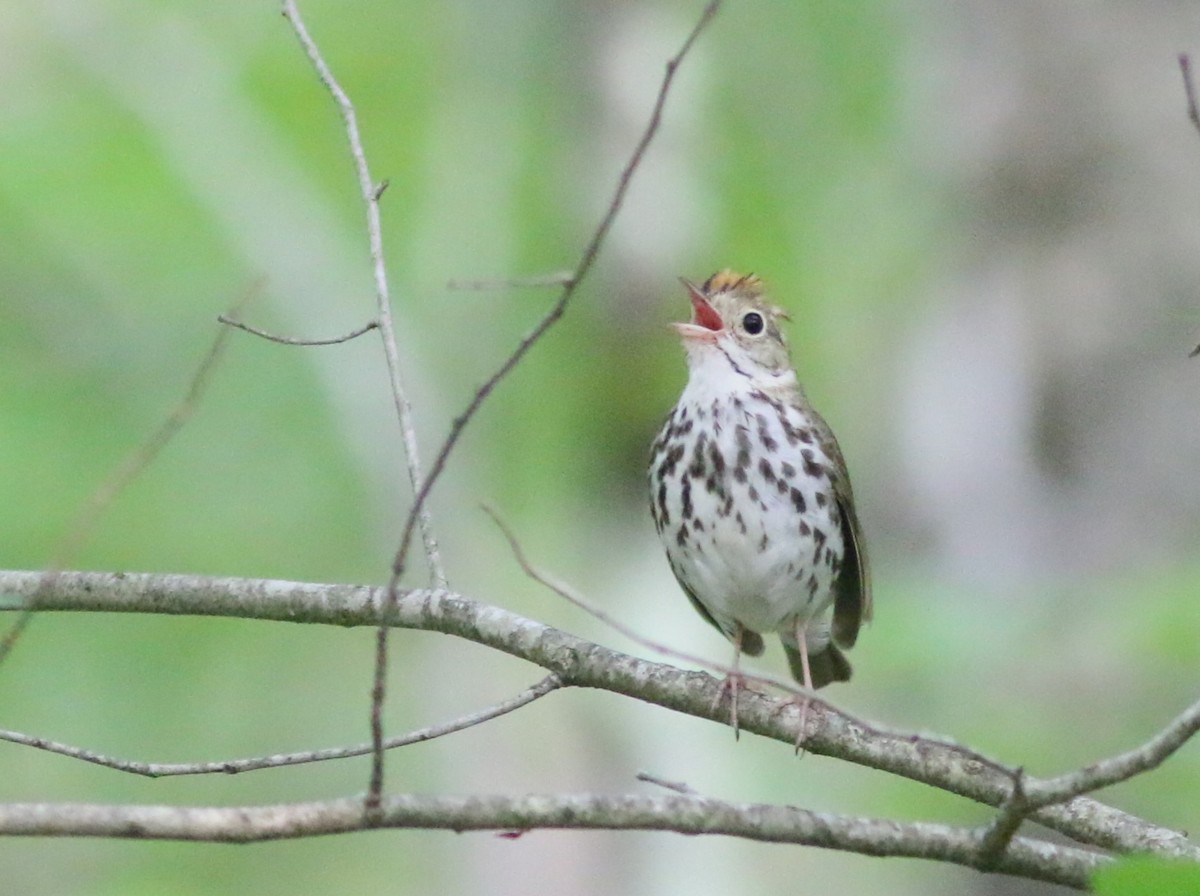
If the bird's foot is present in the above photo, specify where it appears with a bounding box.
[769,693,815,755]
[710,672,751,739]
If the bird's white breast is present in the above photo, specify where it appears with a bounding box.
[653,355,844,638]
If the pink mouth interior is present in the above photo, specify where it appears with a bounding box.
[690,296,723,332]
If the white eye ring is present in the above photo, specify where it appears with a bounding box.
[742,311,765,335]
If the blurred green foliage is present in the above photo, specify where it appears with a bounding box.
[1095,856,1200,895]
[2,2,1198,895]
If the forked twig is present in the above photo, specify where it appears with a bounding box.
[1018,696,1200,810]
[975,768,1029,870]
[280,0,445,586]
[364,0,722,811]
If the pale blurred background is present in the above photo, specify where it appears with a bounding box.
[2,2,1200,894]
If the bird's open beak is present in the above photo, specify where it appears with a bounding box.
[673,277,723,340]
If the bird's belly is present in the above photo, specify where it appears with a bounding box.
[650,391,849,638]
[684,481,843,634]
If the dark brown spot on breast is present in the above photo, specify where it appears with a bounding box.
[688,433,707,478]
[802,449,823,478]
[655,481,669,527]
[755,413,779,452]
[758,457,776,484]
[658,442,685,479]
[708,441,726,477]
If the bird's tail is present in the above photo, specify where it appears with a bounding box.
[782,640,851,689]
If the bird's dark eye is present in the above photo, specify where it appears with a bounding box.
[742,312,764,335]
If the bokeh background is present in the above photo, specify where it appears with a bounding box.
[2,1,1200,894]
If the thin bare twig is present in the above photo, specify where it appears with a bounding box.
[280,0,445,588]
[388,0,721,585]
[0,674,562,777]
[365,0,721,811]
[1019,696,1200,810]
[481,504,769,679]
[1180,53,1200,136]
[636,771,698,795]
[446,271,576,291]
[0,282,254,666]
[218,314,379,346]
[1177,54,1200,357]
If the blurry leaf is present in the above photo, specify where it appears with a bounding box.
[1094,856,1200,896]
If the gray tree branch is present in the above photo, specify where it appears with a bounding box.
[1,568,1195,876]
[0,793,1101,889]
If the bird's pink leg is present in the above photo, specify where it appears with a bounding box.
[791,619,814,752]
[712,627,747,739]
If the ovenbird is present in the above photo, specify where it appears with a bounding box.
[649,270,871,738]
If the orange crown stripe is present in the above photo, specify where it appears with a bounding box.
[703,269,762,296]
